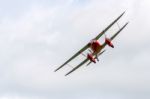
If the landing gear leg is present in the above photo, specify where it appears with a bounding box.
[96,54,99,61]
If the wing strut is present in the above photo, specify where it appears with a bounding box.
[54,45,89,72]
[65,58,89,76]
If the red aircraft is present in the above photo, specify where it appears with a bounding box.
[54,11,129,76]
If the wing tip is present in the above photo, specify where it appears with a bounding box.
[124,22,129,27]
[121,11,126,16]
[54,70,57,72]
[54,67,61,72]
[127,21,129,24]
[65,73,70,76]
[123,11,126,14]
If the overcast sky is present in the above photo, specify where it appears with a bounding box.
[0,0,150,99]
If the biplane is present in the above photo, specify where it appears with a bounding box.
[54,11,129,76]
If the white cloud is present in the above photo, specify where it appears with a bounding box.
[0,0,150,99]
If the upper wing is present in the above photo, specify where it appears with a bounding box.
[54,12,125,72]
[65,58,89,76]
[54,44,89,72]
[102,22,129,48]
[94,11,125,40]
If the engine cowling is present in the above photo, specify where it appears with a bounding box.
[87,53,96,63]
[105,38,114,48]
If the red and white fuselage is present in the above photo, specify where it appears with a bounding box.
[86,40,102,63]
[89,39,102,55]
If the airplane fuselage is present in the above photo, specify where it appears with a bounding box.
[89,40,102,55]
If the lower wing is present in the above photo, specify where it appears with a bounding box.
[65,58,89,76]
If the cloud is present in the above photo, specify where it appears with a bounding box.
[0,0,150,99]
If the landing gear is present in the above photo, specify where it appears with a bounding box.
[96,54,99,62]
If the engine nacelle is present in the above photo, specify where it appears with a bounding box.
[87,53,96,63]
[105,38,114,48]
